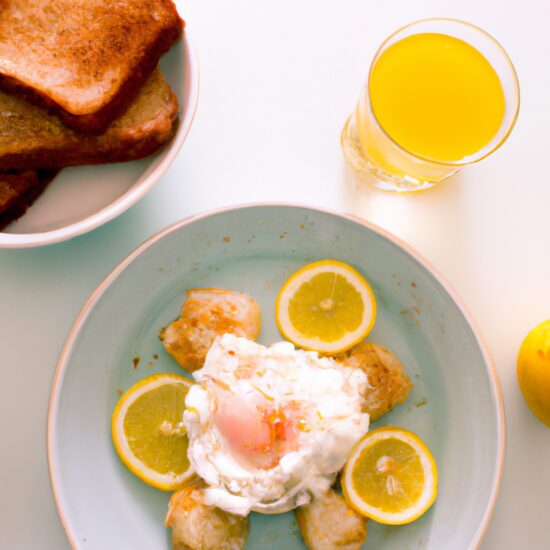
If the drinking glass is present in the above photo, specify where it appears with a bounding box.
[341,19,520,192]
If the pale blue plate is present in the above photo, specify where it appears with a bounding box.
[48,204,504,550]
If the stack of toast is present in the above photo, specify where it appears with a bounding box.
[0,0,184,230]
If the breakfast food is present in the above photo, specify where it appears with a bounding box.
[517,319,550,427]
[334,342,413,421]
[111,374,194,491]
[0,1,183,229]
[160,289,262,372]
[342,427,438,525]
[0,170,58,230]
[0,69,178,171]
[276,260,376,353]
[165,482,249,550]
[295,488,368,550]
[0,0,183,134]
[184,334,369,516]
[112,263,437,548]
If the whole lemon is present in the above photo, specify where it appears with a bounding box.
[517,320,550,427]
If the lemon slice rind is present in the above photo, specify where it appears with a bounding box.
[276,259,376,353]
[112,373,195,491]
[342,426,438,525]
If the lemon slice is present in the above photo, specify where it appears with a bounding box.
[342,427,438,525]
[112,373,195,491]
[275,259,376,353]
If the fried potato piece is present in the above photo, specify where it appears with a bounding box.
[160,288,262,372]
[334,342,412,422]
[295,489,367,550]
[165,483,249,550]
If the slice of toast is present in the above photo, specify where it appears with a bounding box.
[0,69,179,171]
[0,169,59,230]
[0,0,183,134]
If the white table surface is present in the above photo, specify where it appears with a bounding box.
[1,1,549,548]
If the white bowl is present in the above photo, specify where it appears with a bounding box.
[0,33,199,249]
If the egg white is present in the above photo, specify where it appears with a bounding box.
[184,334,369,516]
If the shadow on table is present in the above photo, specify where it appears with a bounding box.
[340,161,473,282]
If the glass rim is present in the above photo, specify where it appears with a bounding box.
[366,17,521,167]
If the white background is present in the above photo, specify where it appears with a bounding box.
[1,0,549,548]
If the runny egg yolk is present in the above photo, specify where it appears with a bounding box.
[215,393,299,469]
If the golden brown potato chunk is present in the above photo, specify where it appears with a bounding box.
[295,489,367,550]
[165,483,249,550]
[334,342,412,421]
[160,288,261,372]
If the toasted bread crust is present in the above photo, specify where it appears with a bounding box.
[0,170,59,230]
[0,24,181,134]
[166,483,249,550]
[0,70,179,170]
[333,342,413,422]
[0,120,179,170]
[159,289,262,373]
[295,489,367,550]
[0,0,183,134]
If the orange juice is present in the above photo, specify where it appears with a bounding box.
[369,33,505,162]
[341,19,519,192]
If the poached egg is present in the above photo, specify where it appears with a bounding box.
[184,334,369,516]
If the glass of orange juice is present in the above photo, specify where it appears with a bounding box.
[341,19,520,192]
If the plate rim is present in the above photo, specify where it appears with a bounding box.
[47,202,505,550]
[0,32,200,249]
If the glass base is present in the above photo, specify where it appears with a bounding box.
[340,116,444,192]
